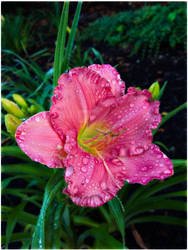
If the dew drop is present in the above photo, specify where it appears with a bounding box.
[101,182,107,189]
[35,117,40,122]
[65,166,73,177]
[163,169,171,174]
[83,157,89,165]
[130,103,134,108]
[81,166,87,173]
[141,166,148,171]
[57,144,62,150]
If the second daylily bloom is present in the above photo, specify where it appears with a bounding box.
[15,64,173,207]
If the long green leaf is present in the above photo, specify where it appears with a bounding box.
[153,102,187,135]
[53,2,69,87]
[130,173,186,205]
[5,202,26,248]
[2,146,32,161]
[172,159,187,167]
[61,2,82,73]
[31,171,64,249]
[2,206,37,225]
[127,215,186,228]
[108,198,125,247]
[158,81,167,100]
[126,161,186,207]
[125,200,186,222]
[2,163,51,178]
[1,232,31,244]
[77,228,124,249]
[52,204,64,249]
[73,215,101,228]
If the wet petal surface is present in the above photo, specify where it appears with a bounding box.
[50,67,113,139]
[63,130,125,207]
[15,112,65,168]
[88,64,125,96]
[103,87,161,158]
[118,144,173,184]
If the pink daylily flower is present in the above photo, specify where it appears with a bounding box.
[15,64,173,207]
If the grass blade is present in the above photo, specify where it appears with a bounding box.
[125,200,186,222]
[127,215,186,228]
[2,163,52,178]
[2,206,37,225]
[2,146,32,161]
[31,170,64,249]
[53,2,69,87]
[1,233,31,244]
[108,198,125,247]
[61,2,83,73]
[153,102,187,135]
[158,81,167,100]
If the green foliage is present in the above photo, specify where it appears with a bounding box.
[2,13,35,53]
[2,49,53,111]
[81,3,186,57]
[53,2,82,87]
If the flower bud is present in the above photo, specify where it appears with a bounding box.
[2,98,25,118]
[28,105,38,115]
[148,81,160,100]
[12,94,28,109]
[5,114,22,136]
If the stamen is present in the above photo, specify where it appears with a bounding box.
[96,150,121,189]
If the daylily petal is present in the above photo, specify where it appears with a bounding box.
[62,130,124,207]
[88,64,125,96]
[118,144,173,184]
[15,112,65,168]
[103,87,161,158]
[50,67,113,138]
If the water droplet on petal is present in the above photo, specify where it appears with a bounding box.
[83,157,89,165]
[57,144,62,150]
[101,182,107,189]
[81,166,87,173]
[35,117,40,122]
[141,166,148,171]
[164,169,171,174]
[65,166,73,177]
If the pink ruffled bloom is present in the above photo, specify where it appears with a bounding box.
[15,64,173,207]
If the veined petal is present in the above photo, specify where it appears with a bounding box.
[50,67,113,138]
[103,87,161,158]
[62,130,124,207]
[15,112,65,168]
[88,64,125,96]
[118,144,173,184]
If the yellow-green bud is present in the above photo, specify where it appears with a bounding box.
[2,98,25,118]
[148,81,160,100]
[28,105,38,115]
[12,94,28,109]
[1,15,5,24]
[4,114,22,136]
[136,87,142,90]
